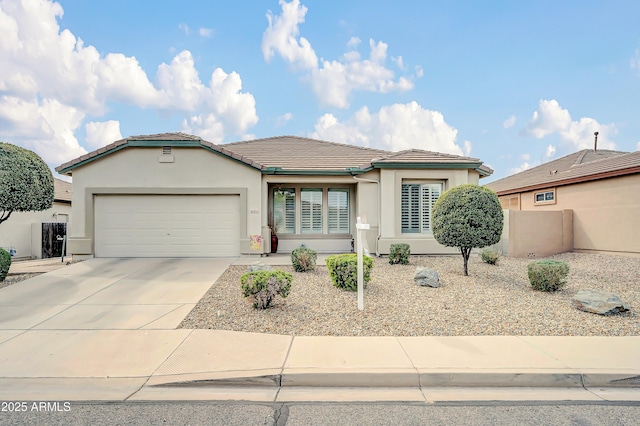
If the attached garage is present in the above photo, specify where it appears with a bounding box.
[94,194,240,257]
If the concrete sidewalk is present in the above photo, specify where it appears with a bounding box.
[0,330,638,402]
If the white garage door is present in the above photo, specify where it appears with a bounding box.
[95,195,240,257]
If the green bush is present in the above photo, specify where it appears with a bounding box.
[0,248,10,282]
[481,249,500,265]
[240,270,293,309]
[432,184,503,276]
[527,260,570,292]
[326,253,373,291]
[291,246,317,272]
[389,243,410,265]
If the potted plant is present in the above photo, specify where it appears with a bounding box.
[270,225,278,253]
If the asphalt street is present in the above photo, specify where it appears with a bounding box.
[1,401,639,426]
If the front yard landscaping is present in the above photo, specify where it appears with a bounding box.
[179,252,639,336]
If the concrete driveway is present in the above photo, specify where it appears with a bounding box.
[0,258,235,330]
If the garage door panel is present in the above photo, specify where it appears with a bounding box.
[95,195,240,257]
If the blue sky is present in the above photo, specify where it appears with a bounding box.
[1,0,639,182]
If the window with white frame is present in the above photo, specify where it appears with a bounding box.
[272,186,351,235]
[534,189,555,204]
[273,188,295,234]
[328,189,349,234]
[401,183,442,233]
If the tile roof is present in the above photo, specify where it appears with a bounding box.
[53,178,72,203]
[56,133,493,176]
[223,136,388,171]
[485,149,640,194]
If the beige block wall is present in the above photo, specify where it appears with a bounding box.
[504,210,573,258]
[0,202,71,259]
[518,174,640,255]
[68,147,262,256]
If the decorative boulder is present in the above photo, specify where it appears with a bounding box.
[248,262,274,273]
[572,290,630,315]
[414,267,440,288]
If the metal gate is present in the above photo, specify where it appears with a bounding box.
[42,222,67,259]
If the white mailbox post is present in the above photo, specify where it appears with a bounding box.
[355,216,370,311]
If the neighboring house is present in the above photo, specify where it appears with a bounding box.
[0,178,72,259]
[55,133,492,258]
[485,149,640,256]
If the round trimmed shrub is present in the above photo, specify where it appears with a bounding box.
[291,246,317,272]
[527,260,570,292]
[326,253,373,291]
[389,243,410,265]
[241,270,293,309]
[432,184,503,276]
[481,249,500,265]
[0,248,11,282]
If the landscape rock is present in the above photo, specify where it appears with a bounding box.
[414,267,440,288]
[248,262,274,272]
[572,289,630,315]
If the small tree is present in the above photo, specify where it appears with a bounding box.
[0,142,54,225]
[432,184,503,276]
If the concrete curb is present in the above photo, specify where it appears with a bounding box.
[148,371,640,389]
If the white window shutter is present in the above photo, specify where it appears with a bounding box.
[328,189,349,234]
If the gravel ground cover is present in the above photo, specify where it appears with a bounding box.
[0,273,42,290]
[181,252,639,336]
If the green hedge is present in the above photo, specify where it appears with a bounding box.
[0,248,10,282]
[481,249,500,265]
[326,253,373,291]
[240,270,293,309]
[527,260,569,292]
[291,246,317,272]
[389,243,410,265]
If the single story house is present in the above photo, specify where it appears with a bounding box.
[0,178,72,259]
[55,133,493,258]
[485,148,640,256]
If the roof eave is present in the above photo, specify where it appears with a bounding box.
[372,162,483,170]
[493,165,640,196]
[263,167,369,176]
[55,138,265,175]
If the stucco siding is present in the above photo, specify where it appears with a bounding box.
[378,168,475,255]
[68,147,262,256]
[518,174,640,254]
[0,202,71,259]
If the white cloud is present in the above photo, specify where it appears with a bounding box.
[310,101,466,155]
[178,23,189,36]
[85,120,123,150]
[276,112,293,126]
[346,36,361,48]
[415,66,424,78]
[262,0,318,69]
[262,0,419,108]
[0,0,258,171]
[521,153,530,161]
[636,141,640,151]
[463,140,472,157]
[509,162,531,174]
[199,27,213,37]
[545,144,556,158]
[503,115,516,129]
[524,99,616,150]
[631,48,640,76]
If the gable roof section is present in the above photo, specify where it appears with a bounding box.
[485,149,640,195]
[56,132,493,177]
[372,149,493,176]
[53,178,72,203]
[56,132,263,175]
